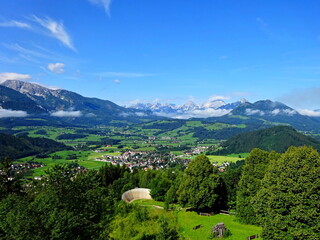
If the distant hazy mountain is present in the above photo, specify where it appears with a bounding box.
[205,99,320,132]
[0,80,154,123]
[128,99,248,118]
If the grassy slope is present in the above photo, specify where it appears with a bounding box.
[18,150,108,176]
[178,211,262,240]
[133,199,262,240]
[205,155,246,165]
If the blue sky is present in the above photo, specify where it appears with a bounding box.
[0,0,320,111]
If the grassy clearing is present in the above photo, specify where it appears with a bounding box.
[177,211,262,240]
[205,123,232,130]
[227,153,249,158]
[132,200,262,240]
[132,199,165,208]
[206,155,244,165]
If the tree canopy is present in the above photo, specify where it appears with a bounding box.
[253,146,320,239]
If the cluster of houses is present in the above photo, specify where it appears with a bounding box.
[11,161,44,175]
[95,151,190,170]
[185,146,209,155]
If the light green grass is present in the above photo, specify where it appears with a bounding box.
[132,199,165,208]
[227,153,249,158]
[178,211,262,240]
[104,152,122,156]
[206,155,244,165]
[17,150,107,177]
[228,115,249,120]
[205,123,232,130]
[186,121,204,127]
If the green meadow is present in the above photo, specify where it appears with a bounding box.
[177,211,262,240]
[205,155,245,165]
[17,150,108,177]
[133,199,262,240]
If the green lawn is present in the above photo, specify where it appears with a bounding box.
[178,211,262,240]
[132,199,165,208]
[206,155,244,165]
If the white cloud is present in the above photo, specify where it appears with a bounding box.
[245,109,265,116]
[0,20,31,29]
[51,110,82,117]
[0,72,32,83]
[48,63,65,74]
[113,79,121,84]
[297,109,320,117]
[283,109,297,116]
[119,112,130,117]
[271,109,280,115]
[0,109,28,118]
[135,112,147,117]
[129,99,144,105]
[208,95,230,101]
[32,16,75,51]
[155,108,231,119]
[88,0,112,16]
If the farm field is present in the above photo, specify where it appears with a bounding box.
[17,150,108,177]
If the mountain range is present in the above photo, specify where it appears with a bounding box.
[0,80,156,125]
[128,99,248,118]
[0,80,320,133]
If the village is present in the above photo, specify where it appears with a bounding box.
[95,151,191,170]
[92,145,230,171]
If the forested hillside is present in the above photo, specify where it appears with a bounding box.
[0,134,71,159]
[217,126,320,154]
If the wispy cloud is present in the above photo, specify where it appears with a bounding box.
[48,63,65,74]
[0,72,31,83]
[51,110,82,117]
[0,109,28,118]
[5,43,59,62]
[155,108,231,119]
[208,95,230,101]
[88,0,112,16]
[0,20,31,29]
[297,109,320,117]
[99,72,154,78]
[256,17,274,38]
[31,16,76,51]
[113,79,121,84]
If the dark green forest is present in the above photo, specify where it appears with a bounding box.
[0,134,71,159]
[216,126,320,154]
